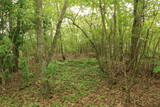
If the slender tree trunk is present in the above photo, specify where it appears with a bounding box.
[131,0,143,59]
[99,0,106,56]
[60,33,66,61]
[12,44,19,72]
[119,23,124,61]
[9,1,21,72]
[113,0,117,60]
[0,0,4,40]
[35,0,45,70]
[71,20,105,72]
[130,0,143,72]
[47,0,68,64]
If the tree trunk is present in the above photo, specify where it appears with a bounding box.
[113,0,117,60]
[131,0,143,60]
[12,44,19,72]
[130,0,143,72]
[47,0,68,64]
[9,1,21,72]
[60,34,66,61]
[35,0,45,70]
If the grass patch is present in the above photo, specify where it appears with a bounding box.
[50,58,102,103]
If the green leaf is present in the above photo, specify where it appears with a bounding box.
[153,66,160,73]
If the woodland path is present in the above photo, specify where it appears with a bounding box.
[0,58,160,107]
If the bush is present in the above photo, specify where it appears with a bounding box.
[42,62,57,78]
[0,44,14,84]
[40,62,57,94]
[0,45,14,70]
[19,57,33,81]
[0,71,11,85]
[153,61,160,73]
[19,57,33,89]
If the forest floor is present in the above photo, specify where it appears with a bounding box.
[0,58,160,107]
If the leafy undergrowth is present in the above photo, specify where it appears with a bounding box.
[0,58,160,107]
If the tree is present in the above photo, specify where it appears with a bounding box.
[8,0,25,72]
[130,0,144,72]
[47,0,68,64]
[35,0,46,70]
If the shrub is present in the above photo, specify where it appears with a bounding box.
[19,57,33,88]
[153,61,160,73]
[0,45,14,70]
[0,44,14,84]
[42,62,57,78]
[19,57,33,81]
[40,62,57,94]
